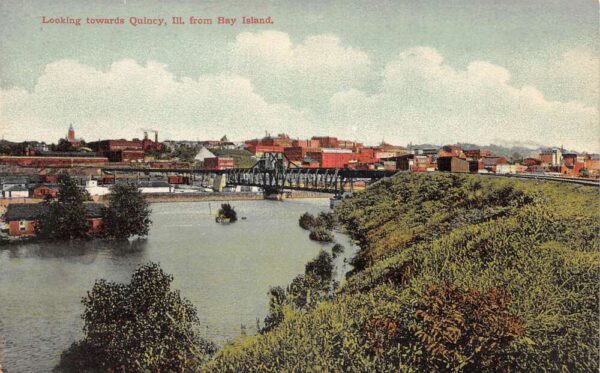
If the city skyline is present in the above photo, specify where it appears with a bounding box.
[1,0,598,152]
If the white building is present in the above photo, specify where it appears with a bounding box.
[194,146,216,163]
[84,180,111,196]
[138,181,173,194]
[1,185,30,199]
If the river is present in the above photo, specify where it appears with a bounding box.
[0,199,358,372]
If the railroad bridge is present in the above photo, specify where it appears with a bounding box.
[102,153,398,196]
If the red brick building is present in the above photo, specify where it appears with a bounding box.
[87,139,145,163]
[284,146,321,162]
[463,149,491,159]
[203,157,234,170]
[32,184,59,199]
[438,145,465,158]
[3,203,104,237]
[0,156,108,167]
[245,144,285,156]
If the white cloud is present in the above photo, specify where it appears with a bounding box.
[1,36,597,152]
[1,59,315,142]
[228,31,372,111]
[518,47,599,107]
[326,47,599,151]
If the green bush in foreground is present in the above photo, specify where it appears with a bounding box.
[56,262,215,372]
[208,173,599,372]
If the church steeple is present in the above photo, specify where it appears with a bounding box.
[67,124,75,141]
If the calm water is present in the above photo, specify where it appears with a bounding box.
[0,199,358,372]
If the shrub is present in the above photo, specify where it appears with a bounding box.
[316,211,336,230]
[299,212,317,230]
[331,243,345,258]
[217,203,237,223]
[411,282,524,371]
[309,227,334,242]
[56,262,215,372]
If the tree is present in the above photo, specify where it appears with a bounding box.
[216,203,237,223]
[261,286,287,333]
[309,227,334,242]
[316,211,336,230]
[102,184,151,239]
[36,174,91,240]
[52,138,76,152]
[305,250,334,285]
[331,243,345,258]
[299,212,317,230]
[56,262,216,372]
[510,152,523,164]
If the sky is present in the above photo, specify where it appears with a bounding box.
[0,0,598,151]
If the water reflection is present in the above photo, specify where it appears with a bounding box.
[4,238,148,262]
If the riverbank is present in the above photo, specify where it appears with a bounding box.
[208,173,600,372]
[114,191,332,204]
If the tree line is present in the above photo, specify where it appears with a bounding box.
[36,174,151,240]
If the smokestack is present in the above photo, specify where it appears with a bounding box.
[144,131,148,140]
[155,131,158,144]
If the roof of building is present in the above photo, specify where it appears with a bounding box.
[4,202,105,221]
[4,203,47,220]
[1,176,30,184]
[6,185,29,192]
[194,146,216,162]
[32,183,60,189]
[138,181,171,188]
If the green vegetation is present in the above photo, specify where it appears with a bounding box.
[316,211,335,230]
[208,173,599,372]
[308,227,334,242]
[261,250,335,333]
[298,212,317,230]
[56,262,215,372]
[36,174,92,240]
[300,211,336,242]
[331,243,345,258]
[216,203,238,223]
[102,184,152,239]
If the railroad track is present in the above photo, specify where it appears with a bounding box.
[478,172,599,187]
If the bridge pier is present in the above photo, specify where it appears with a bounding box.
[262,186,283,200]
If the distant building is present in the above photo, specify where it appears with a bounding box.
[3,202,104,237]
[437,156,473,173]
[32,184,59,199]
[539,148,563,167]
[64,124,83,147]
[463,149,491,159]
[438,145,465,159]
[1,185,30,199]
[203,157,234,170]
[137,181,173,194]
[87,140,145,163]
[0,156,108,167]
[481,156,509,173]
[194,147,216,163]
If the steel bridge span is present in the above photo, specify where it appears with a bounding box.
[101,153,599,194]
[102,153,397,195]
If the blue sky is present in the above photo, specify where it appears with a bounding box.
[1,0,598,151]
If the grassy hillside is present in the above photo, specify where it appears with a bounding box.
[208,173,599,372]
